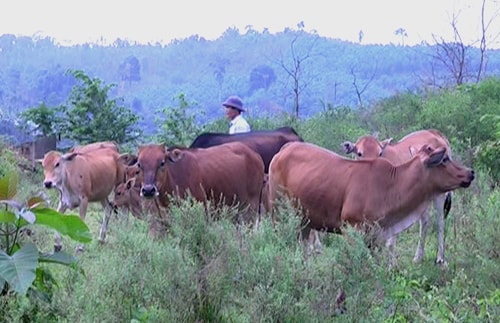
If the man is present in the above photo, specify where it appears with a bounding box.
[223,95,251,134]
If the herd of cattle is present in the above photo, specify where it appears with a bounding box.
[39,127,474,267]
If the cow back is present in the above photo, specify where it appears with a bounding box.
[190,127,302,173]
[269,141,473,234]
[191,142,264,208]
[61,148,122,202]
[386,129,452,163]
[69,141,119,154]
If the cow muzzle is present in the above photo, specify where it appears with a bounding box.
[460,169,475,188]
[141,184,159,198]
[44,181,54,189]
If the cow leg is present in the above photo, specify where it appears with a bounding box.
[312,230,323,253]
[413,209,430,264]
[301,227,322,256]
[386,236,398,270]
[54,204,67,252]
[301,226,315,256]
[434,194,448,266]
[148,198,167,239]
[98,198,112,244]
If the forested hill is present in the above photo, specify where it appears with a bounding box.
[1,28,500,130]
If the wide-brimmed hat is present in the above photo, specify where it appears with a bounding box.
[222,95,245,112]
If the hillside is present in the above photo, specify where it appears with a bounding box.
[1,28,500,135]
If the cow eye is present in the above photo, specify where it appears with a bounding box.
[442,157,449,164]
[137,163,142,170]
[160,160,166,167]
[55,162,60,168]
[357,152,363,157]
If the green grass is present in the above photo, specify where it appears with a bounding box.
[1,171,499,322]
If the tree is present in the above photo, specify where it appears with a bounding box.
[350,62,377,109]
[427,2,500,87]
[58,70,141,144]
[154,93,204,147]
[394,28,408,46]
[430,16,469,86]
[210,57,230,102]
[277,25,320,118]
[18,103,59,136]
[119,55,141,83]
[476,0,500,82]
[248,64,276,94]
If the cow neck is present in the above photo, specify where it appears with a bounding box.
[378,156,430,215]
[380,145,407,165]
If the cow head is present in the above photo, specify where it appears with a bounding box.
[416,145,475,190]
[41,151,64,189]
[113,177,138,207]
[342,135,389,159]
[118,153,138,166]
[136,144,184,198]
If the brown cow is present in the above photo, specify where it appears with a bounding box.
[112,175,164,222]
[41,144,125,251]
[69,141,119,153]
[136,142,265,234]
[268,141,474,268]
[342,129,453,265]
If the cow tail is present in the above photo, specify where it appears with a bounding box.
[443,191,452,219]
[258,174,269,216]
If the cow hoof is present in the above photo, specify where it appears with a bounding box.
[435,259,448,268]
[54,245,62,253]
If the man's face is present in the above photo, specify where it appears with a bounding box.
[225,106,239,120]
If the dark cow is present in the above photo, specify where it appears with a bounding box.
[189,126,303,173]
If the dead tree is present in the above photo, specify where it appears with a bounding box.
[277,28,320,119]
[350,64,377,109]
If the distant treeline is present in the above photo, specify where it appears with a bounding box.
[1,28,500,133]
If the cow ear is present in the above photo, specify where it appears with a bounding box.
[167,149,184,163]
[62,152,78,161]
[426,148,446,167]
[380,138,393,148]
[408,145,418,157]
[126,177,136,189]
[342,141,355,154]
[118,153,138,166]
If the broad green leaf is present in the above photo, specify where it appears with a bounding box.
[0,243,38,295]
[33,208,92,243]
[0,209,16,224]
[0,172,18,200]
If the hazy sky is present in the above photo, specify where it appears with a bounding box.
[1,0,498,47]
